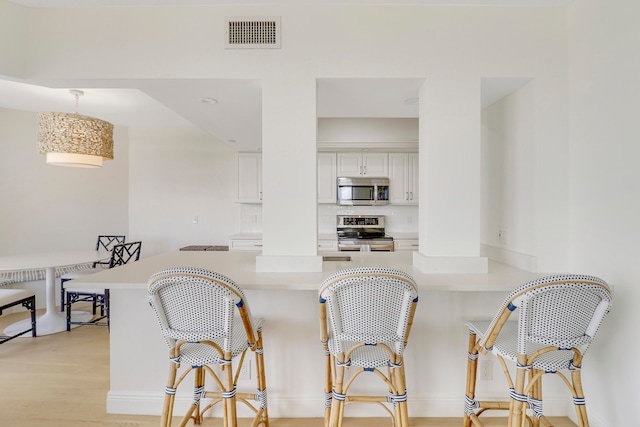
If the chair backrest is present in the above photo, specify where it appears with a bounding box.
[147,267,257,351]
[109,241,142,268]
[319,267,418,356]
[480,274,612,357]
[96,235,126,252]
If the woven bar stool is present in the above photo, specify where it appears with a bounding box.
[148,267,269,427]
[319,267,418,427]
[463,274,612,427]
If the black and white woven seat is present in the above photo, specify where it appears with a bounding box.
[147,267,269,427]
[463,274,613,427]
[0,288,36,343]
[63,241,141,331]
[319,267,419,427]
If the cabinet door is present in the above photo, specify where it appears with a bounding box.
[317,240,338,252]
[317,153,337,203]
[394,239,419,251]
[362,152,388,177]
[408,152,419,205]
[236,153,262,203]
[336,152,362,177]
[388,153,409,204]
[229,239,263,252]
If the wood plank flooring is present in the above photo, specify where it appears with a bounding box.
[0,307,577,427]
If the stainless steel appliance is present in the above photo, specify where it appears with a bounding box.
[336,177,390,206]
[337,215,394,251]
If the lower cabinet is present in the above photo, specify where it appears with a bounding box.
[394,239,419,252]
[229,239,263,252]
[230,238,338,252]
[318,239,338,252]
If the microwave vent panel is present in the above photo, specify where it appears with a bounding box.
[225,17,281,49]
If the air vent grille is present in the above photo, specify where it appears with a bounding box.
[225,17,281,49]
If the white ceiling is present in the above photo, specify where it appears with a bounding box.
[1,0,537,151]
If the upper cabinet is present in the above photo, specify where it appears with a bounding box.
[388,153,419,205]
[337,152,388,177]
[236,153,262,203]
[317,152,337,204]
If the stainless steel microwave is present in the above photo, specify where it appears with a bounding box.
[336,177,390,206]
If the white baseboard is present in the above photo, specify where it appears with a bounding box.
[480,244,537,272]
[106,392,572,419]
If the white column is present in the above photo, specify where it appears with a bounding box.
[255,76,322,272]
[414,74,488,273]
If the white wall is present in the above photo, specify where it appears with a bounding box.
[481,82,537,270]
[128,127,240,256]
[3,3,570,270]
[3,1,633,424]
[567,0,640,425]
[0,107,129,256]
[0,110,241,259]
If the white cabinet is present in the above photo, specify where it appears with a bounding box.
[318,239,338,252]
[394,239,419,252]
[229,239,263,252]
[317,152,337,204]
[388,152,419,205]
[336,152,388,177]
[236,153,262,203]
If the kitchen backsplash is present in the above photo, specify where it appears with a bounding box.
[238,204,418,234]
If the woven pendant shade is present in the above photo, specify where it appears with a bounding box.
[37,90,114,168]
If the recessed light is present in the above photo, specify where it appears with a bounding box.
[405,97,419,105]
[201,97,218,104]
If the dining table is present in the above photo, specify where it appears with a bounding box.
[0,250,109,336]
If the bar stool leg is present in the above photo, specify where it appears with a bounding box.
[323,352,333,427]
[530,369,542,427]
[510,355,528,427]
[254,329,269,427]
[393,360,409,427]
[161,352,179,427]
[463,332,479,427]
[572,370,590,427]
[329,359,345,427]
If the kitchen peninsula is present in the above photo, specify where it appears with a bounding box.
[69,251,566,419]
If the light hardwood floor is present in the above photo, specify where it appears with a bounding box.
[0,307,577,427]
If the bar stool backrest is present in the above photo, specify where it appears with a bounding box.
[480,274,612,357]
[319,267,418,356]
[147,267,257,351]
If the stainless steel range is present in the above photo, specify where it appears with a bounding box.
[336,215,394,252]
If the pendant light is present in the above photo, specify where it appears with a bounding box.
[37,89,114,168]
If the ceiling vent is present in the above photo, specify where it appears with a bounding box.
[225,17,281,49]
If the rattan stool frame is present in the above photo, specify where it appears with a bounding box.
[148,267,268,427]
[319,267,418,427]
[463,274,612,427]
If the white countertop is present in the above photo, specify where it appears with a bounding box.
[68,250,545,292]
